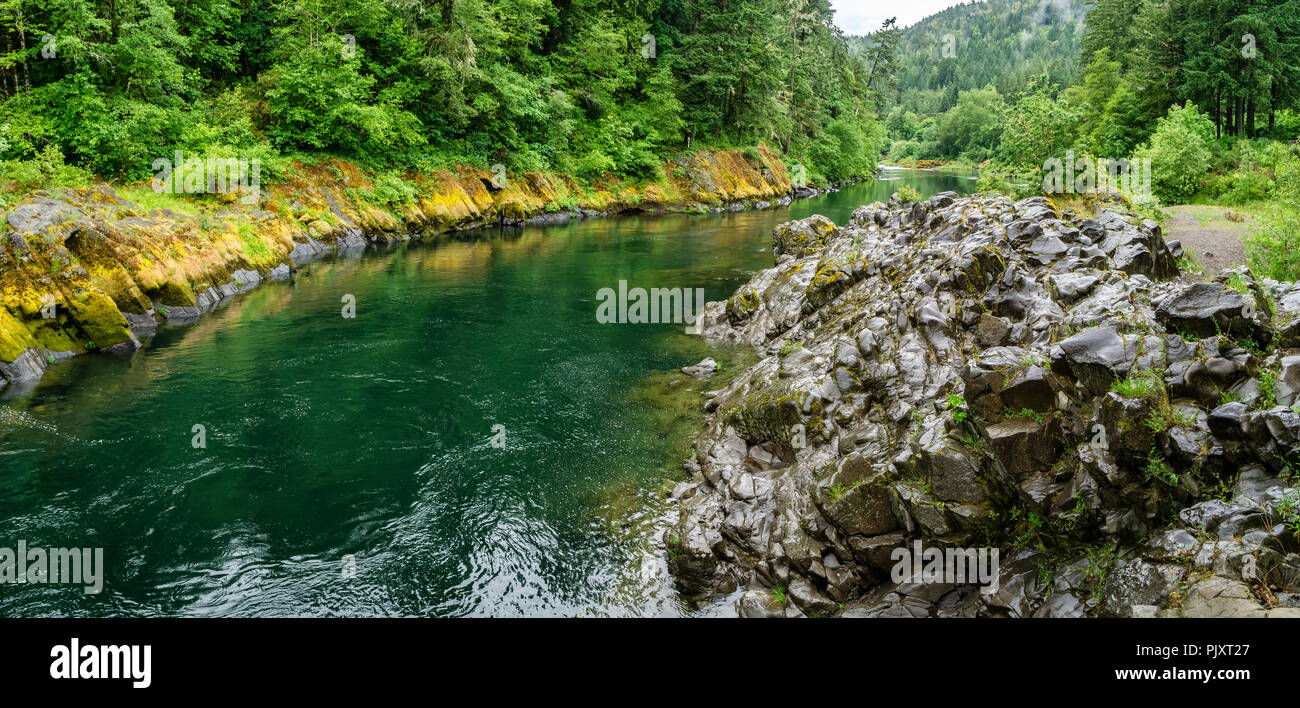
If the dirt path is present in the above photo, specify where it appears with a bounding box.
[1163,204,1255,278]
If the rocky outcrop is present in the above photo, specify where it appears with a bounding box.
[667,191,1300,618]
[0,146,815,389]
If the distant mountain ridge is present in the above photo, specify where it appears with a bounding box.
[848,0,1089,113]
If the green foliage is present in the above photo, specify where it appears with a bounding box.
[1145,452,1178,486]
[1246,147,1300,280]
[1258,368,1278,410]
[354,172,419,210]
[1003,407,1044,424]
[827,480,861,503]
[1133,103,1215,203]
[870,0,1088,115]
[873,0,1300,213]
[975,169,1032,198]
[0,0,886,185]
[895,184,923,203]
[0,145,92,201]
[933,87,1005,161]
[1111,368,1165,399]
[945,393,967,424]
[997,78,1079,171]
[769,584,787,605]
[1278,490,1300,536]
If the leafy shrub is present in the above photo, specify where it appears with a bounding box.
[1133,103,1214,204]
[1245,147,1300,280]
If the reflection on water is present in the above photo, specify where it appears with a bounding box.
[0,169,974,617]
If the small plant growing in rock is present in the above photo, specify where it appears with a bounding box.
[956,430,986,455]
[945,393,968,423]
[827,480,861,503]
[779,339,801,357]
[1235,336,1265,356]
[1018,353,1044,367]
[1004,407,1044,423]
[1219,390,1244,405]
[1176,254,1205,277]
[1144,413,1166,432]
[1273,491,1300,535]
[1008,507,1044,550]
[1111,368,1164,399]
[1145,451,1178,485]
[1257,368,1278,409]
[1080,545,1118,604]
[1226,271,1251,296]
[770,584,787,605]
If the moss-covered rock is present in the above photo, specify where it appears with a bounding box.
[773,214,837,260]
[65,289,133,348]
[0,306,39,363]
[151,278,197,307]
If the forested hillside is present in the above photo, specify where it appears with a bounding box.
[849,0,1088,114]
[0,0,891,190]
[856,0,1300,279]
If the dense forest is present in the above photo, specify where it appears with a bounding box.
[869,0,1300,284]
[875,0,1300,187]
[850,0,1088,115]
[0,0,894,190]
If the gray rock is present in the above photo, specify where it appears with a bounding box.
[1156,282,1266,340]
[681,357,718,378]
[1180,576,1266,618]
[1102,558,1183,617]
[787,576,838,616]
[1050,326,1133,396]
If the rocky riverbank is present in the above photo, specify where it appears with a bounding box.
[0,145,827,389]
[667,190,1300,618]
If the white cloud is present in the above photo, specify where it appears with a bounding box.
[831,0,972,36]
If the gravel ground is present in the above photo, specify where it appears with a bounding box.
[1163,204,1254,278]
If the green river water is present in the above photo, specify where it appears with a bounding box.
[0,167,975,617]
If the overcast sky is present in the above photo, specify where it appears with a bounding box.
[831,0,971,35]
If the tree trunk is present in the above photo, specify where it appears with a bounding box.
[1246,64,1255,138]
[3,31,12,98]
[17,2,27,93]
[1247,93,1255,138]
[1214,87,1221,139]
[6,30,16,98]
[1270,82,1277,133]
[785,25,796,154]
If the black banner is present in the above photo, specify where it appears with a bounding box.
[0,618,1288,693]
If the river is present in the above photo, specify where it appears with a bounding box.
[0,167,975,617]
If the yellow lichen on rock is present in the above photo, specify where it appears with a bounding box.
[0,146,802,375]
[0,306,40,362]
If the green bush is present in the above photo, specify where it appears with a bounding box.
[0,145,93,199]
[1245,148,1300,280]
[1133,103,1214,204]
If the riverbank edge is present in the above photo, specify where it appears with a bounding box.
[0,144,861,390]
